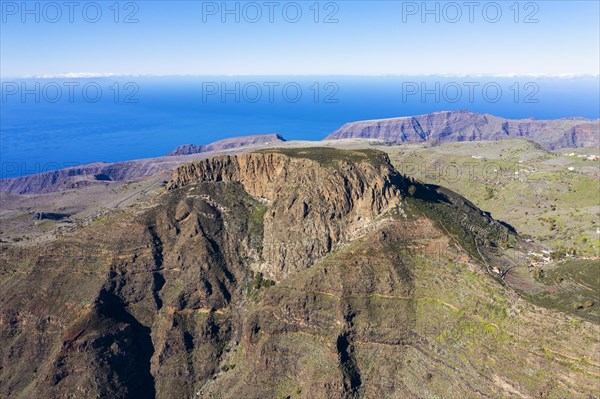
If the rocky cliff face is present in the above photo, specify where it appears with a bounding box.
[325,110,600,149]
[167,149,402,280]
[1,148,597,399]
[166,134,286,156]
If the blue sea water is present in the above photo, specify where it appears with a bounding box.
[1,76,598,178]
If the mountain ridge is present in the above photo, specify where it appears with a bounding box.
[325,110,600,149]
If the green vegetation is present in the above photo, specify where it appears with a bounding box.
[246,270,276,301]
[527,259,599,322]
[379,139,599,256]
[248,204,268,249]
[249,271,275,290]
[259,147,389,168]
[404,182,516,264]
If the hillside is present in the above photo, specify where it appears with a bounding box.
[1,148,598,398]
[380,139,600,257]
[325,110,600,150]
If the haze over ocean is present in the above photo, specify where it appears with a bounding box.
[1,75,599,178]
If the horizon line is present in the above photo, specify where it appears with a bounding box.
[2,72,599,80]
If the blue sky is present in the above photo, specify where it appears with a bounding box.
[1,0,599,77]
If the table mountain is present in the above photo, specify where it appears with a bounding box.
[325,110,599,149]
[0,148,597,398]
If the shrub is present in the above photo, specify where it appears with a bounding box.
[532,269,545,279]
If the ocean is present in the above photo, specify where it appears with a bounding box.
[1,76,598,178]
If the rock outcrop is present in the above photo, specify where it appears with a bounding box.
[167,149,402,280]
[325,110,600,149]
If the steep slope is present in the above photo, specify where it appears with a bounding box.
[202,219,599,398]
[0,181,260,398]
[0,148,597,399]
[380,139,600,257]
[166,149,402,281]
[325,110,600,150]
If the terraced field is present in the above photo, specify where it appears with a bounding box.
[380,139,600,257]
[527,259,600,322]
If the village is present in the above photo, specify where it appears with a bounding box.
[566,153,600,161]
